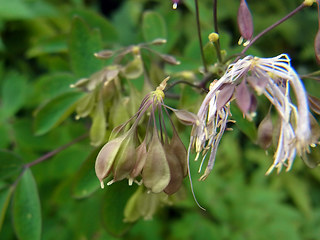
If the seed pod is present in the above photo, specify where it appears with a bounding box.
[130,141,147,178]
[122,55,143,79]
[172,109,198,125]
[90,101,106,147]
[164,144,184,195]
[124,187,144,222]
[159,54,181,65]
[308,94,320,115]
[95,135,126,188]
[150,38,167,45]
[257,112,273,150]
[142,129,170,193]
[216,83,235,112]
[113,134,137,181]
[235,79,251,115]
[75,92,95,119]
[237,0,253,42]
[94,50,114,59]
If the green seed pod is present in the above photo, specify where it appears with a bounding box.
[113,134,137,182]
[95,135,126,188]
[142,129,170,193]
[90,101,107,146]
[75,92,95,119]
[122,55,143,79]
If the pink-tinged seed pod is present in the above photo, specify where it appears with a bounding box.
[237,0,253,42]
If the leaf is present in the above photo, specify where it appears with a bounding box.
[101,180,136,237]
[0,0,34,20]
[72,148,101,199]
[0,187,14,232]
[33,92,84,135]
[282,173,312,218]
[68,17,104,78]
[71,8,118,42]
[142,11,167,50]
[26,35,67,58]
[12,169,41,240]
[0,71,28,121]
[32,72,76,104]
[0,150,24,180]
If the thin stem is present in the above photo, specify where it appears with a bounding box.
[194,0,208,73]
[213,0,223,62]
[235,3,306,61]
[25,133,89,168]
[12,133,89,188]
[166,79,205,92]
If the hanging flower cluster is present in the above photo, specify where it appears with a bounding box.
[95,77,192,195]
[189,54,313,180]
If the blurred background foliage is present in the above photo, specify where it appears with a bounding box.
[0,0,320,239]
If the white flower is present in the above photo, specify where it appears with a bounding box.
[189,54,312,179]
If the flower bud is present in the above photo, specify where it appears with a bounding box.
[237,0,253,43]
[208,32,219,43]
[94,50,114,59]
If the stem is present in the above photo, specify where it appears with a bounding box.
[213,0,223,62]
[24,133,89,168]
[11,133,89,188]
[166,79,206,92]
[194,0,208,73]
[235,3,306,61]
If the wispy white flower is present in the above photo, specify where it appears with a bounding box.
[189,54,312,180]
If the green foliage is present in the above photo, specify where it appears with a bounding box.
[12,170,41,240]
[1,0,320,239]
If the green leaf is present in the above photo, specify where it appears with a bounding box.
[32,72,76,105]
[101,181,136,237]
[68,17,104,78]
[72,148,101,199]
[282,173,312,218]
[0,0,34,20]
[26,35,67,58]
[0,71,28,121]
[230,104,257,142]
[12,169,41,240]
[0,150,24,180]
[33,92,83,135]
[0,187,14,232]
[142,11,166,50]
[71,8,118,42]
